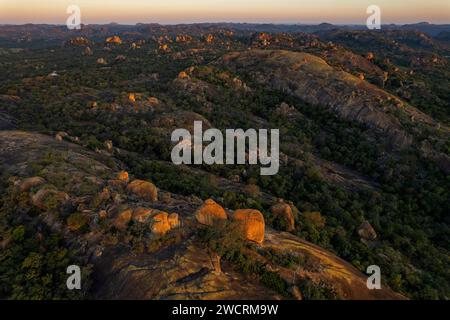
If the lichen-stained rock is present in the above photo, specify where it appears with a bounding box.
[132,207,154,223]
[31,188,70,210]
[114,208,132,230]
[195,199,227,226]
[127,179,158,202]
[17,176,46,193]
[233,209,265,244]
[271,199,296,232]
[117,171,129,183]
[151,212,171,236]
[168,213,180,229]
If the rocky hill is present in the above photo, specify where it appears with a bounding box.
[0,130,403,299]
[0,24,448,300]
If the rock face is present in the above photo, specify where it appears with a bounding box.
[127,179,158,202]
[195,199,227,226]
[271,200,296,232]
[233,209,265,244]
[357,221,377,243]
[219,49,439,149]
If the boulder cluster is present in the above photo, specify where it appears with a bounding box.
[194,199,265,244]
[14,170,178,237]
[194,197,300,244]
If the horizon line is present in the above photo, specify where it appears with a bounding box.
[1,21,449,27]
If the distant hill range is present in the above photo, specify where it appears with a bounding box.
[0,22,449,44]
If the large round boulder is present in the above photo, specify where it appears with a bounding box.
[195,199,227,226]
[233,209,265,244]
[127,179,158,202]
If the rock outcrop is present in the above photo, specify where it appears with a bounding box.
[233,209,265,244]
[195,199,227,226]
[219,49,440,149]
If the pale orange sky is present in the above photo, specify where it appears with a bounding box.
[0,0,449,24]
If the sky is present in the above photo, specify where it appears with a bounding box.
[0,0,449,25]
